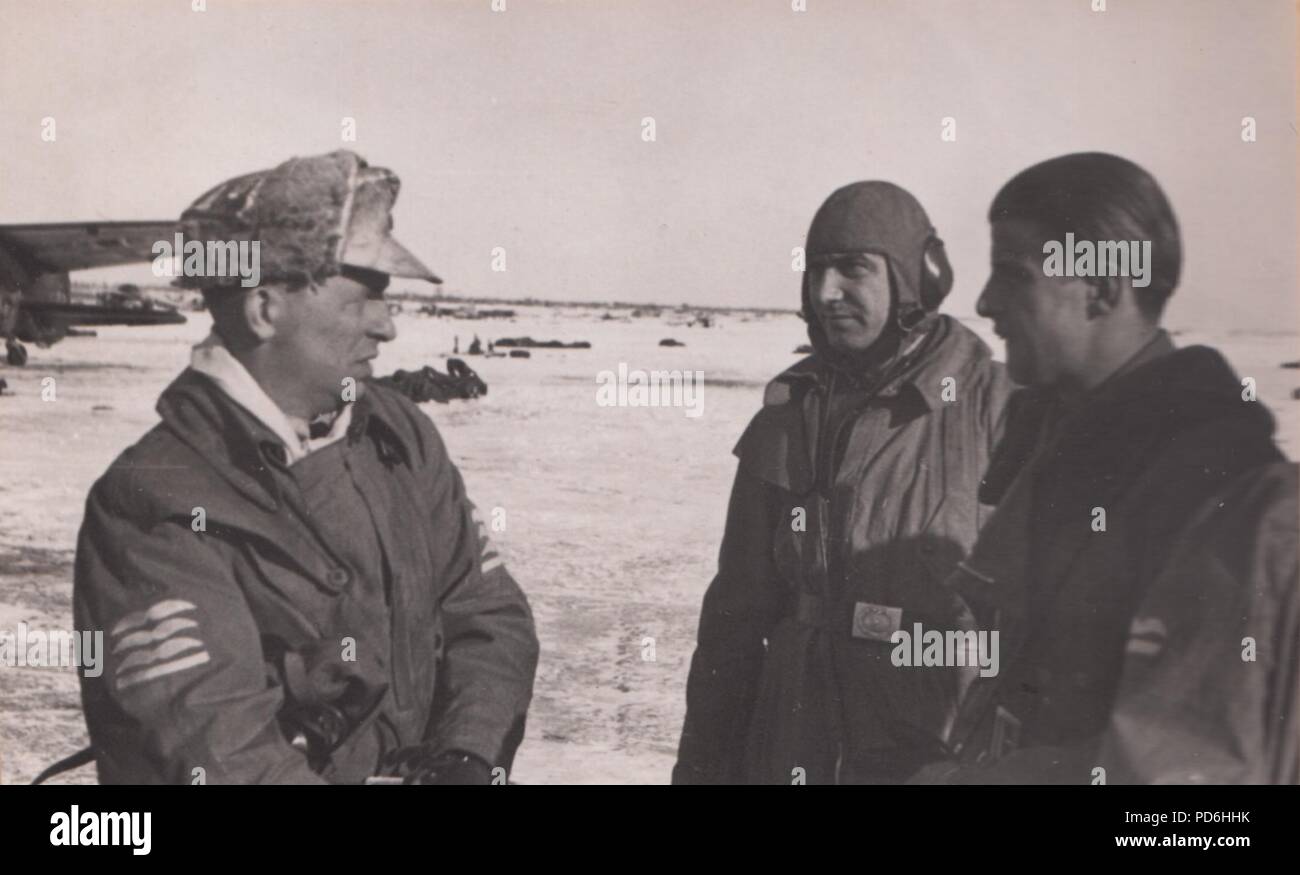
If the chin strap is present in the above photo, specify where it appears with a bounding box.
[897,304,928,334]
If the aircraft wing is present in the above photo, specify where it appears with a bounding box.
[20,299,186,329]
[0,221,176,272]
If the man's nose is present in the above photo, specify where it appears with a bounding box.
[367,302,398,342]
[810,268,844,304]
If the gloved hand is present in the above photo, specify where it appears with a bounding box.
[381,746,494,785]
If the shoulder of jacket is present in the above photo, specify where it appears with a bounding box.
[941,320,1010,389]
[1116,424,1284,551]
[761,355,819,408]
[734,365,818,492]
[1200,462,1297,536]
[971,357,1015,412]
[88,423,205,525]
[1154,415,1281,474]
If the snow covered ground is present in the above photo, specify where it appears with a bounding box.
[1,306,1296,784]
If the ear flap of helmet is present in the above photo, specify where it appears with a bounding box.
[920,234,954,311]
[895,232,954,333]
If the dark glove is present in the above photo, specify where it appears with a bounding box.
[382,746,494,785]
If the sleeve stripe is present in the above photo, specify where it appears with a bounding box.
[116,636,205,673]
[117,650,211,691]
[113,617,200,654]
[111,599,198,636]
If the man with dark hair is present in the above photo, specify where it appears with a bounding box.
[986,151,1182,321]
[674,181,1012,784]
[73,150,539,784]
[925,152,1288,783]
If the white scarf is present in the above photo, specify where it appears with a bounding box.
[190,332,352,465]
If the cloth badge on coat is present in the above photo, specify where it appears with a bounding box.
[109,599,209,691]
[852,602,903,641]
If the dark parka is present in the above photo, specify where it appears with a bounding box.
[942,338,1285,783]
[675,315,1013,783]
[74,370,538,784]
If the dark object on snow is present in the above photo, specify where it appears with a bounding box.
[794,344,814,354]
[377,358,487,403]
[1292,388,1300,400]
[495,336,591,349]
[31,745,96,784]
[508,349,531,358]
[468,335,483,355]
[659,338,685,347]
[1281,360,1300,369]
[0,377,8,395]
[427,305,516,320]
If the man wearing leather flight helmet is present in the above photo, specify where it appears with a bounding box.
[675,181,1012,784]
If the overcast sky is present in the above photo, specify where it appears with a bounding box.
[1,0,1295,330]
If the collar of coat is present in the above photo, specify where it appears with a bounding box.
[154,367,417,514]
[189,331,354,465]
[767,314,983,411]
[735,315,997,492]
[977,331,1173,506]
[956,336,1280,619]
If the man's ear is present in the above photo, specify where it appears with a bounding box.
[242,286,283,341]
[1083,277,1122,320]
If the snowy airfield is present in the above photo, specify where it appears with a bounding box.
[1,304,1296,784]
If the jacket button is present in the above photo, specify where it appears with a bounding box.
[327,567,351,587]
[261,441,288,466]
